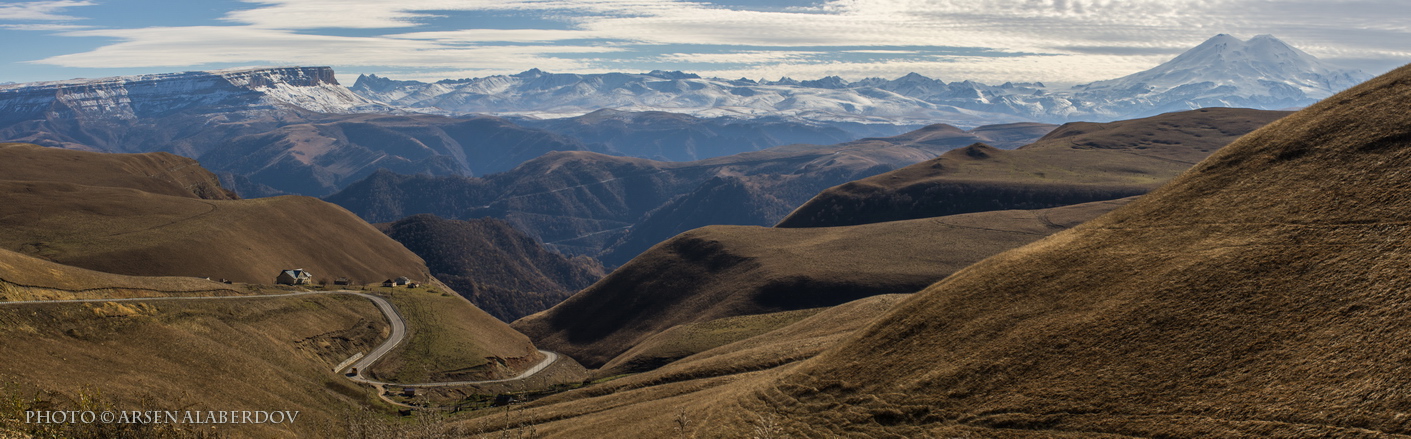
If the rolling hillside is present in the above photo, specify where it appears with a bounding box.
[484,63,1411,437]
[513,198,1130,368]
[778,107,1289,227]
[0,142,235,200]
[0,143,548,382]
[0,148,555,436]
[0,287,391,438]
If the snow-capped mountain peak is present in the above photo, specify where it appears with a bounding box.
[0,66,393,122]
[1080,34,1367,98]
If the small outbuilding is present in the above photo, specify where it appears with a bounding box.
[382,279,395,288]
[276,269,312,285]
[333,277,351,286]
[402,387,416,397]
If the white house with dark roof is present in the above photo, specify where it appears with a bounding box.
[276,269,313,285]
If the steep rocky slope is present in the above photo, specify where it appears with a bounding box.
[378,214,605,322]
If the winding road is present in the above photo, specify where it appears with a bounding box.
[0,290,559,389]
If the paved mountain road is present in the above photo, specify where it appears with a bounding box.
[0,290,558,388]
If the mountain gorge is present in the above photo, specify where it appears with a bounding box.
[326,121,1056,264]
[377,214,605,322]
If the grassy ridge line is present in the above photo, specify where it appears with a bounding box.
[0,289,326,305]
[0,277,244,300]
[0,292,387,438]
[0,288,567,390]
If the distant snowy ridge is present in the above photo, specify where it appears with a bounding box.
[353,34,1370,125]
[353,69,1033,127]
[0,66,393,122]
[0,35,1370,127]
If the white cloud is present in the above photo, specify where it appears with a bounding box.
[0,0,93,21]
[655,50,818,64]
[0,23,89,30]
[221,0,700,29]
[17,0,1411,84]
[42,26,622,68]
[387,29,604,43]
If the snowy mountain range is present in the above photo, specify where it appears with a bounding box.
[352,34,1370,125]
[0,66,391,126]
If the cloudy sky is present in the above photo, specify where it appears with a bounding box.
[1,0,1407,85]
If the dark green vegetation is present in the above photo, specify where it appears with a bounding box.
[328,121,1057,264]
[779,107,1289,227]
[474,65,1411,438]
[377,214,605,322]
[514,198,1129,368]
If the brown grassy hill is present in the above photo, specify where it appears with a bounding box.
[0,238,547,436]
[0,247,237,301]
[366,284,547,384]
[0,180,431,285]
[0,291,389,438]
[513,198,1130,368]
[453,294,910,437]
[377,214,605,322]
[0,142,234,200]
[848,121,1057,150]
[778,107,1289,227]
[596,307,823,377]
[504,64,1411,437]
[594,293,912,379]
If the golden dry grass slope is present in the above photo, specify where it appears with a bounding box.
[0,145,555,435]
[0,143,429,285]
[0,232,544,437]
[0,246,238,300]
[778,107,1290,227]
[451,294,911,438]
[0,142,235,200]
[513,197,1130,368]
[0,287,390,438]
[495,64,1411,437]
